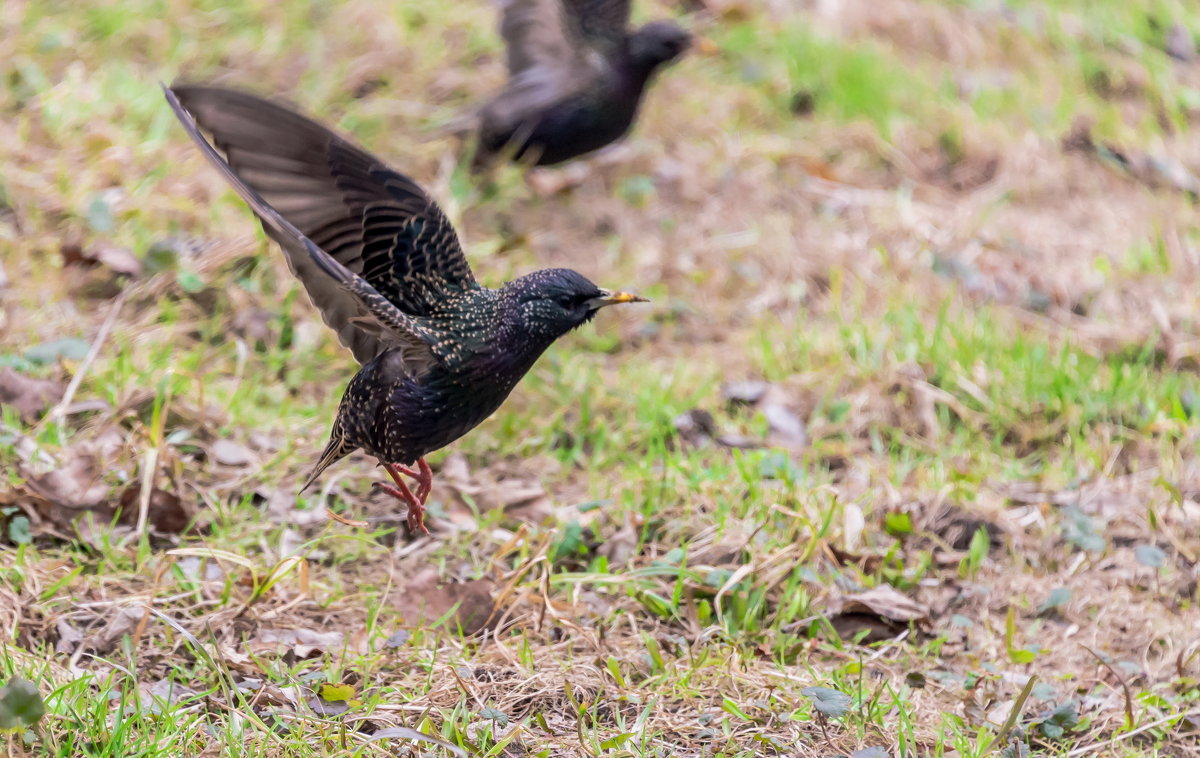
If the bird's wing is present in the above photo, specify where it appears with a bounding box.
[562,0,630,52]
[164,84,441,372]
[500,0,578,78]
[168,86,479,323]
[500,0,627,77]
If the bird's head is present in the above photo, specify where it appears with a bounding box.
[628,21,692,72]
[502,268,647,340]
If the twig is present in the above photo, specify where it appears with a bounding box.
[42,289,128,429]
[324,508,368,528]
[1081,644,1135,730]
[1064,708,1200,757]
[134,446,159,540]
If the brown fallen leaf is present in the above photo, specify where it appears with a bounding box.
[525,163,592,196]
[250,628,346,658]
[825,585,929,644]
[597,519,640,568]
[673,409,716,446]
[61,242,143,278]
[211,439,255,467]
[439,454,552,524]
[22,454,109,510]
[261,488,326,526]
[117,484,191,534]
[393,568,497,635]
[55,617,84,655]
[721,380,769,407]
[762,402,808,449]
[231,308,273,346]
[87,604,147,654]
[1166,23,1195,62]
[0,368,65,422]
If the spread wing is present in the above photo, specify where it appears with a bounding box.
[563,0,630,53]
[482,0,629,146]
[164,84,443,371]
[168,85,479,324]
[500,0,628,77]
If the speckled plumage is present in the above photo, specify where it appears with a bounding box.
[164,85,645,527]
[475,0,691,166]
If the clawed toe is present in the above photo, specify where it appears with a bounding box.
[380,460,434,534]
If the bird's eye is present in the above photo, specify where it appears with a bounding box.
[556,295,575,309]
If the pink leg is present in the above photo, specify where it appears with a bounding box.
[388,458,433,503]
[379,464,429,534]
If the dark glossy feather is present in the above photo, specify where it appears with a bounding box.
[171,86,479,332]
[563,0,630,50]
[478,0,690,166]
[163,84,439,373]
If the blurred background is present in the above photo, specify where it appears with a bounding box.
[1,0,1199,755]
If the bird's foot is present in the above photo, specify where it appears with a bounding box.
[386,458,433,503]
[373,479,429,535]
[379,460,434,534]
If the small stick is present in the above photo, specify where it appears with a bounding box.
[1065,707,1200,757]
[1082,644,1135,730]
[325,508,368,528]
[43,289,128,428]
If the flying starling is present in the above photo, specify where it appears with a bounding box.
[164,84,646,533]
[473,0,692,167]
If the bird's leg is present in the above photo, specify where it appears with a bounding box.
[380,464,429,535]
[414,457,433,503]
[387,457,434,503]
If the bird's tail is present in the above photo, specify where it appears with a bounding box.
[299,432,353,494]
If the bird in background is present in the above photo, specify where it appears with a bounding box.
[164,84,647,533]
[472,0,693,167]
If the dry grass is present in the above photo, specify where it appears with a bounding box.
[2,0,1200,755]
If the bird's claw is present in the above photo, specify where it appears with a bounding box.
[379,460,434,534]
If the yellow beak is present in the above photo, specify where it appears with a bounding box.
[588,289,649,308]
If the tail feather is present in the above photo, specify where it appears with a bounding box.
[299,433,354,494]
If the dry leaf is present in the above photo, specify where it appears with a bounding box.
[250,628,345,658]
[439,454,552,524]
[825,585,929,644]
[0,369,65,422]
[54,618,83,655]
[141,678,199,713]
[88,605,146,654]
[117,484,191,534]
[674,409,716,446]
[393,569,497,635]
[211,439,254,467]
[843,502,865,553]
[22,454,109,510]
[525,163,592,196]
[1166,23,1196,62]
[722,380,769,406]
[231,308,272,345]
[61,242,143,278]
[762,402,808,448]
[597,520,640,568]
[262,488,326,526]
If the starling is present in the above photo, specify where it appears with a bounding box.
[164,84,647,533]
[474,0,692,167]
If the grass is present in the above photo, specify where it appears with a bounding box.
[2,0,1200,756]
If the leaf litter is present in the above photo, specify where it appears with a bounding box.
[2,0,1200,755]
[0,368,64,421]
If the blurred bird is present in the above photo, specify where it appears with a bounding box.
[473,0,692,167]
[164,84,647,533]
